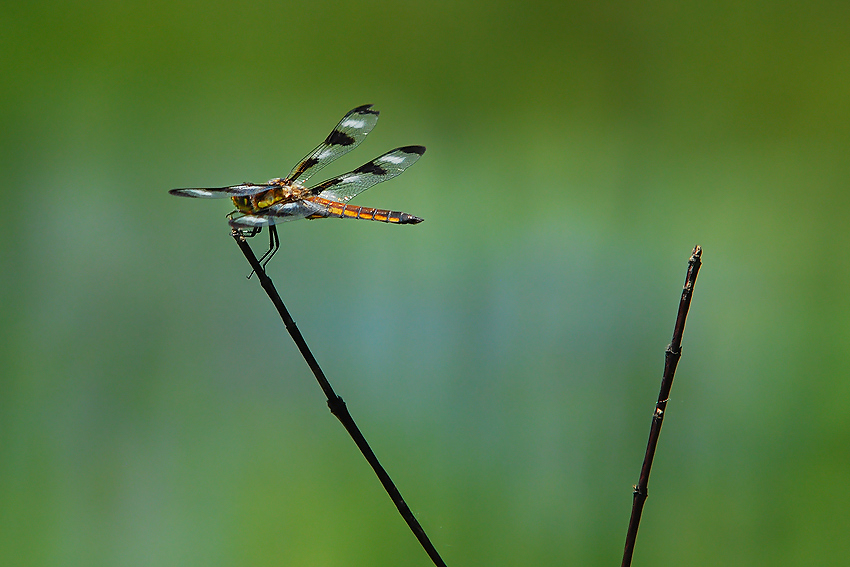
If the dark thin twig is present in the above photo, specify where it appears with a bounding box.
[621,245,702,567]
[231,229,448,567]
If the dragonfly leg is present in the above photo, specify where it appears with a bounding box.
[259,225,280,269]
[242,226,263,239]
[247,225,279,279]
[227,211,263,239]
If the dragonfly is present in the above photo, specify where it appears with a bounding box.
[170,104,425,270]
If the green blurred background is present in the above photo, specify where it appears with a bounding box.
[2,1,849,565]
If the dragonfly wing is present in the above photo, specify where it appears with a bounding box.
[169,183,271,198]
[229,213,277,228]
[285,105,380,185]
[310,146,425,202]
[228,199,328,228]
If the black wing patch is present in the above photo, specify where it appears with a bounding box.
[310,145,426,203]
[285,104,380,185]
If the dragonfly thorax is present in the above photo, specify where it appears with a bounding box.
[231,181,310,214]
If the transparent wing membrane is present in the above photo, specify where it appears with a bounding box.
[311,146,426,203]
[285,104,380,184]
[169,183,272,199]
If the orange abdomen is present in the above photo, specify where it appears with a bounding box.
[311,198,423,224]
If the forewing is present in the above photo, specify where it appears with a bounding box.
[169,183,271,198]
[310,146,426,203]
[285,104,380,184]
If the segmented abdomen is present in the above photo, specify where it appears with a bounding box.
[311,198,423,224]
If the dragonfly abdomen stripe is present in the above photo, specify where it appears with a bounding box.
[320,200,423,224]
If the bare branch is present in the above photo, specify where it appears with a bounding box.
[621,245,703,567]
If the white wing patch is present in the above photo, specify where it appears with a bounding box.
[170,188,219,198]
[377,153,406,165]
[315,147,337,160]
[340,118,367,129]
